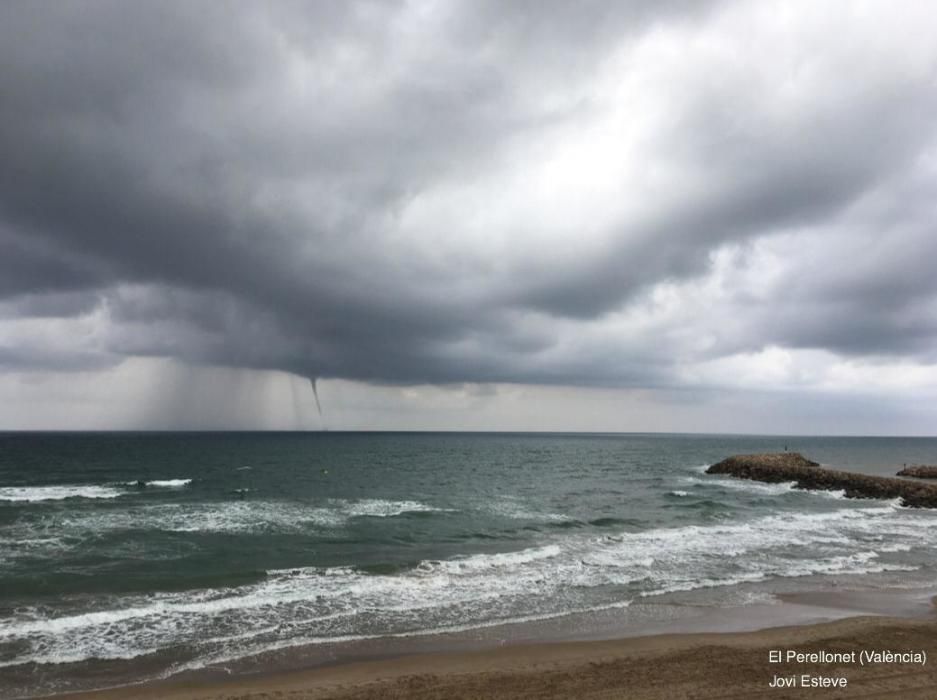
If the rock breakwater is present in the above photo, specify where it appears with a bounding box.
[707,453,937,508]
[896,465,937,479]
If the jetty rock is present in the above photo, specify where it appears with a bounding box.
[896,465,937,479]
[707,453,937,508]
[708,452,819,474]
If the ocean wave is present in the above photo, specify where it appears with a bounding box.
[0,485,124,502]
[6,498,454,541]
[0,479,193,503]
[814,489,847,499]
[162,596,639,680]
[686,476,799,496]
[125,479,193,488]
[878,542,913,553]
[416,544,562,574]
[4,500,933,672]
[682,476,871,502]
[159,499,451,533]
[484,497,573,523]
[340,499,454,518]
[0,543,574,668]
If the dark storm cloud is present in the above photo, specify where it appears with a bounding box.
[2,0,937,388]
[0,228,105,298]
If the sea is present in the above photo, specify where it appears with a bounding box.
[2,431,936,697]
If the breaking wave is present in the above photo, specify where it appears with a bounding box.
[126,479,193,488]
[0,485,124,502]
[2,499,931,672]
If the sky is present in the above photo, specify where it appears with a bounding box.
[1,1,937,433]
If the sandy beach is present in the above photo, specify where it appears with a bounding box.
[47,614,937,700]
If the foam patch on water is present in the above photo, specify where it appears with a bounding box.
[696,477,799,495]
[340,499,454,518]
[814,489,847,500]
[683,476,866,502]
[0,485,125,502]
[125,479,193,488]
[158,498,451,533]
[418,544,562,575]
[9,498,454,541]
[0,479,193,503]
[485,497,573,522]
[162,597,639,680]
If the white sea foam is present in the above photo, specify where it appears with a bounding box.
[340,499,454,518]
[0,479,191,503]
[4,499,934,672]
[878,542,913,553]
[156,499,446,533]
[814,489,847,499]
[420,544,562,574]
[160,597,640,680]
[485,497,572,522]
[0,485,124,502]
[12,498,453,540]
[127,479,193,488]
[683,476,865,502]
[701,477,799,495]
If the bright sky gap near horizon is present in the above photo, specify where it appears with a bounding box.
[1,1,937,433]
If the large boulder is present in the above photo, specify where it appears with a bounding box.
[708,452,819,475]
[897,465,937,479]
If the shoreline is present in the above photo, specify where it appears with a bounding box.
[7,440,936,700]
[43,614,937,700]
[28,584,937,700]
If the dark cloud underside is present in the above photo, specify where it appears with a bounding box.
[1,0,936,389]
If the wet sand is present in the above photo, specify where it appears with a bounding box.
[50,614,937,700]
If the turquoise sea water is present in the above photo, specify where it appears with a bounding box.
[2,432,936,696]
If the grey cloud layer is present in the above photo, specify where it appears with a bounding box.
[2,1,937,385]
